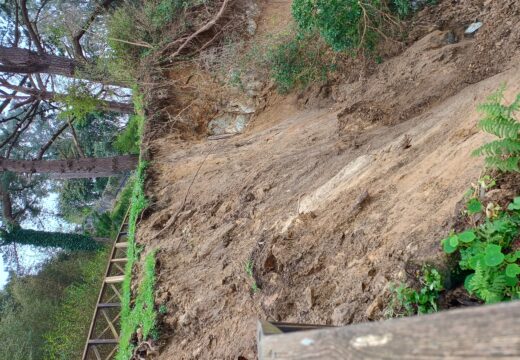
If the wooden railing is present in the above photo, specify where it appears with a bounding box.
[258,301,520,359]
[82,210,130,360]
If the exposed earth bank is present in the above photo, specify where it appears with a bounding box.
[137,0,520,358]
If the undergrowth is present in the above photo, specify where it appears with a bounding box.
[291,0,411,53]
[386,266,443,317]
[229,29,336,94]
[442,194,520,304]
[44,249,110,359]
[116,160,157,360]
[472,87,520,172]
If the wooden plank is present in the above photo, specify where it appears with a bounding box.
[105,345,119,360]
[112,262,125,274]
[105,275,125,284]
[259,301,520,359]
[110,258,128,263]
[91,345,102,360]
[88,339,119,345]
[114,242,128,248]
[101,309,119,339]
[110,284,122,301]
[98,303,121,308]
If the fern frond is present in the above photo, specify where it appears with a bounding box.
[478,103,507,119]
[507,94,520,115]
[477,116,520,139]
[484,156,520,172]
[473,139,520,157]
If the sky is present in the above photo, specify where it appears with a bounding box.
[0,192,73,289]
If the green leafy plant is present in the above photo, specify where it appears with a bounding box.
[291,0,408,53]
[386,266,443,317]
[44,249,109,359]
[442,197,520,304]
[266,31,335,93]
[472,87,520,172]
[245,260,260,293]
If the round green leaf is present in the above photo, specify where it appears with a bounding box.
[449,235,459,247]
[459,231,476,243]
[484,251,505,267]
[506,263,520,278]
[467,198,482,214]
[442,238,457,254]
[486,244,502,254]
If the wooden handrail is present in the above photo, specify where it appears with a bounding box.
[82,207,130,360]
[258,301,520,359]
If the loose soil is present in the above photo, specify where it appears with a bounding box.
[136,0,520,358]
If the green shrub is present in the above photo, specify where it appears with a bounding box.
[472,87,520,172]
[266,32,334,93]
[114,114,141,154]
[442,196,520,304]
[44,250,109,360]
[0,251,107,360]
[386,266,443,317]
[93,177,135,238]
[292,0,408,52]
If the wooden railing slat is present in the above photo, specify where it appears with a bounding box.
[258,301,520,359]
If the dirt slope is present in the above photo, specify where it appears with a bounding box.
[137,1,520,359]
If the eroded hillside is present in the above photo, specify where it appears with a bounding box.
[135,0,520,358]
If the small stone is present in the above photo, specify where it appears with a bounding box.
[178,313,191,326]
[304,287,314,310]
[464,22,483,36]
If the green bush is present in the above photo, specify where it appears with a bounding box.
[0,251,108,360]
[442,196,520,304]
[472,87,520,172]
[292,0,409,52]
[44,250,109,360]
[114,114,141,154]
[266,32,334,93]
[93,177,135,238]
[386,266,443,317]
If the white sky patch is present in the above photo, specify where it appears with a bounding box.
[0,192,73,289]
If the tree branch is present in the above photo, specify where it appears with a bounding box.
[168,0,230,61]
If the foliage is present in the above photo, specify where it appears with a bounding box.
[117,161,158,359]
[266,31,335,93]
[0,251,107,360]
[442,196,520,304]
[115,94,157,359]
[44,249,109,360]
[58,178,108,224]
[93,178,135,238]
[56,85,103,125]
[114,90,145,155]
[106,0,202,78]
[291,0,408,53]
[1,227,100,251]
[472,87,520,172]
[245,259,259,293]
[386,266,443,317]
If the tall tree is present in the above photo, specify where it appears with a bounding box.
[0,155,138,179]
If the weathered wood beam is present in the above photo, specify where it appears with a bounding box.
[258,301,520,359]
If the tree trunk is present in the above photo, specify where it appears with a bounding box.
[0,155,138,179]
[0,46,125,86]
[0,45,78,77]
[1,228,100,251]
[0,81,134,113]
